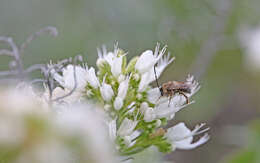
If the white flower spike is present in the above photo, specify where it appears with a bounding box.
[26,41,210,157]
[0,28,210,160]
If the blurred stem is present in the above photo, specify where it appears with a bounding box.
[190,0,233,79]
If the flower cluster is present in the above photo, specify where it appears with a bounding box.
[0,89,117,163]
[49,43,209,156]
[0,27,209,160]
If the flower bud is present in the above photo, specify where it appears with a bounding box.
[100,81,114,102]
[144,107,156,122]
[86,67,100,89]
[114,97,123,110]
[111,56,122,77]
[117,77,129,100]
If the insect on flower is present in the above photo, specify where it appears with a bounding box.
[154,65,192,106]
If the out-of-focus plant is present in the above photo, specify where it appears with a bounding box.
[0,88,117,163]
[239,25,260,72]
[0,27,210,162]
[224,120,260,163]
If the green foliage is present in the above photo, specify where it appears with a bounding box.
[225,120,260,163]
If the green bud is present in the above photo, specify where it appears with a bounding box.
[126,56,138,74]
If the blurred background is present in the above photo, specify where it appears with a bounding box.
[0,0,260,162]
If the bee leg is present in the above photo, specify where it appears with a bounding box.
[156,96,162,103]
[179,92,189,104]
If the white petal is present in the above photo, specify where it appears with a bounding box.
[63,65,88,90]
[153,105,176,120]
[138,70,153,92]
[138,54,174,92]
[166,123,192,142]
[135,50,157,74]
[104,52,114,66]
[129,130,141,140]
[147,88,161,104]
[175,134,210,150]
[166,122,209,150]
[155,98,195,116]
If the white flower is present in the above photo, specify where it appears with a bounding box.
[165,122,209,150]
[117,77,129,100]
[97,45,123,77]
[111,56,123,77]
[240,26,260,71]
[114,97,123,110]
[143,107,156,122]
[51,64,88,91]
[63,65,88,90]
[56,104,118,163]
[86,67,100,89]
[135,43,167,74]
[118,118,139,137]
[138,52,174,92]
[113,77,129,110]
[140,102,149,114]
[100,78,114,102]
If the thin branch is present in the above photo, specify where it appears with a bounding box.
[0,36,24,78]
[25,64,46,73]
[0,70,18,76]
[20,26,58,55]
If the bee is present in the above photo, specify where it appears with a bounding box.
[154,65,191,106]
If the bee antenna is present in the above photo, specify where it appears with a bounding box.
[154,64,160,88]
